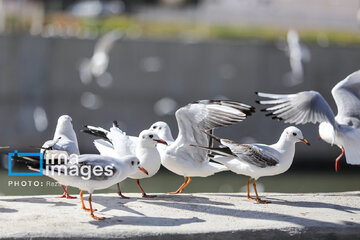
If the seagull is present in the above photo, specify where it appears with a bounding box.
[82,122,167,198]
[79,30,123,84]
[41,115,80,198]
[284,29,311,86]
[149,100,255,194]
[256,70,360,171]
[191,126,310,203]
[15,153,148,220]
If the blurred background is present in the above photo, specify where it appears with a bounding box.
[0,0,359,196]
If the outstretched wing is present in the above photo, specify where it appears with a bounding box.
[175,100,255,162]
[331,70,360,128]
[94,30,123,55]
[256,91,336,128]
[107,126,137,156]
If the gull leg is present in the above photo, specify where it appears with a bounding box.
[335,147,345,172]
[57,185,67,198]
[247,178,256,201]
[80,190,97,212]
[178,177,192,193]
[89,194,104,220]
[65,186,77,199]
[117,183,130,199]
[168,177,188,194]
[137,179,156,198]
[253,180,270,204]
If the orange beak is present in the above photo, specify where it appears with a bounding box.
[138,167,149,175]
[299,138,310,146]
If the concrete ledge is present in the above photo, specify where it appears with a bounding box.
[1,192,360,239]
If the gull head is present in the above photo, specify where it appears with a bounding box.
[138,130,167,148]
[283,126,310,146]
[125,157,149,175]
[57,115,73,128]
[149,121,174,142]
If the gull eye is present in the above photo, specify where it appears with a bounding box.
[137,161,140,165]
[293,133,297,136]
[153,126,157,129]
[149,134,153,139]
[159,127,162,130]
[131,161,134,166]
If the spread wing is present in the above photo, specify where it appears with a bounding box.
[175,100,255,162]
[257,91,336,128]
[107,126,137,156]
[221,139,278,168]
[94,30,123,55]
[331,70,360,128]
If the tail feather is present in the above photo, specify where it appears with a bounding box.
[190,144,235,158]
[82,125,109,140]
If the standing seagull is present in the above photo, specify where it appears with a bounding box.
[192,126,310,203]
[15,153,148,220]
[150,100,255,194]
[82,122,167,198]
[42,115,80,198]
[256,70,360,171]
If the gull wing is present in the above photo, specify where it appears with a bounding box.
[174,100,255,162]
[331,70,360,128]
[107,126,137,156]
[220,139,278,168]
[257,91,336,128]
[94,30,123,55]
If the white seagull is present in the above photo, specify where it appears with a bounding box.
[15,153,148,220]
[82,122,167,198]
[256,70,360,171]
[149,100,255,194]
[192,126,310,203]
[79,30,123,84]
[41,115,80,198]
[284,29,310,86]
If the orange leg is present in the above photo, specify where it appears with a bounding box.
[80,190,97,212]
[178,177,192,193]
[247,178,256,200]
[253,180,270,204]
[168,177,189,194]
[89,194,105,220]
[335,147,345,172]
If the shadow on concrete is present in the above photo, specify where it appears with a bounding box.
[138,194,235,206]
[90,195,145,216]
[270,199,360,213]
[144,200,360,228]
[0,197,77,207]
[88,216,205,228]
[0,207,18,213]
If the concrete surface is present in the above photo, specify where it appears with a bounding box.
[1,192,360,239]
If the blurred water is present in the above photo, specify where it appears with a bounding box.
[1,168,358,196]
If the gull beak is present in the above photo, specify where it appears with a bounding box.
[138,166,149,175]
[299,138,311,146]
[154,139,168,145]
